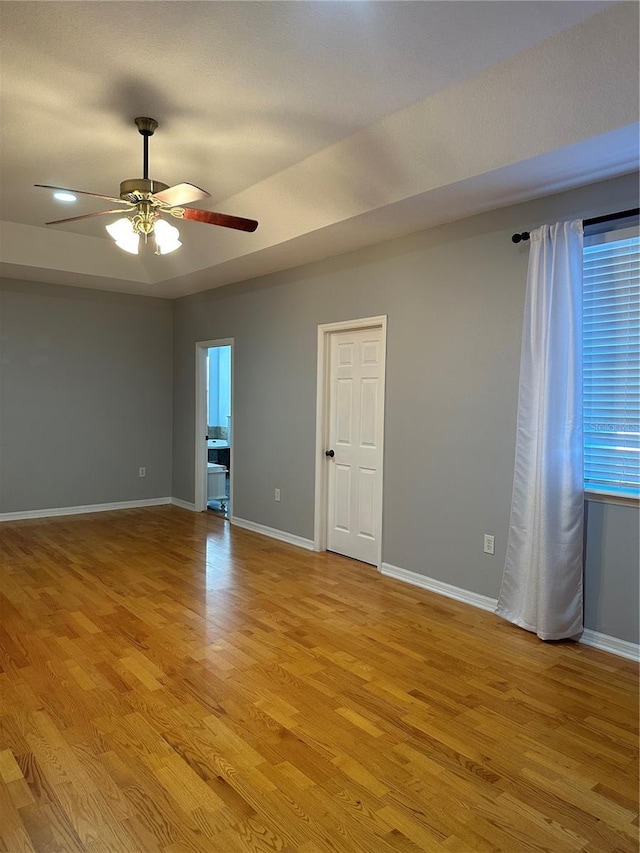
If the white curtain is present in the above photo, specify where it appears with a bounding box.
[496,220,584,640]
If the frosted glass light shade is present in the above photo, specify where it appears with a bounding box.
[105,218,139,254]
[154,218,182,255]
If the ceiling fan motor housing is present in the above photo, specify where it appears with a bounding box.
[119,178,169,200]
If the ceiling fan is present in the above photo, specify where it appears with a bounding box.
[35,117,258,255]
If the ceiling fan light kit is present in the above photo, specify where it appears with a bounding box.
[105,218,140,255]
[35,117,258,257]
[153,218,182,255]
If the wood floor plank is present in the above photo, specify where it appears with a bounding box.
[0,506,638,851]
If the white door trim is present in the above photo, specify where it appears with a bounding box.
[313,316,387,566]
[195,338,234,513]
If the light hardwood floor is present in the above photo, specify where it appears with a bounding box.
[0,506,638,852]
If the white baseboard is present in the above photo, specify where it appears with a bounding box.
[580,629,639,662]
[380,562,639,662]
[230,516,315,551]
[0,497,171,523]
[170,497,197,512]
[381,562,498,612]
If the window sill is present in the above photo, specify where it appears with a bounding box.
[585,491,639,509]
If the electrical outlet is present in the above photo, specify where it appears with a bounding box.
[274,488,281,502]
[138,467,146,478]
[483,534,495,555]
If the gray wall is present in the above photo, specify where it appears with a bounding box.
[584,502,639,646]
[173,172,639,643]
[0,280,173,511]
[1,177,636,644]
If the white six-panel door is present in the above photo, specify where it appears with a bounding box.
[326,327,384,565]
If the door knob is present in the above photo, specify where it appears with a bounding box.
[325,449,335,458]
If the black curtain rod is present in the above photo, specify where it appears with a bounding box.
[511,207,640,243]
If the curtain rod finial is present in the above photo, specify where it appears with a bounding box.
[512,231,530,244]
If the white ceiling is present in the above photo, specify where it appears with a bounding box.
[1,1,638,298]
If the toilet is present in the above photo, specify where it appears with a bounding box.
[207,463,227,501]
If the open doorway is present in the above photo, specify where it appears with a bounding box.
[195,339,233,517]
[206,344,231,516]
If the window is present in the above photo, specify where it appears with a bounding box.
[583,221,639,499]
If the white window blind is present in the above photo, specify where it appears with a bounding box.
[583,225,639,498]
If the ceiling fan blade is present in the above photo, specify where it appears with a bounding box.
[152,182,210,207]
[45,208,133,225]
[181,207,258,232]
[36,184,128,205]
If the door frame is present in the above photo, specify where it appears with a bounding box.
[313,316,387,567]
[195,338,234,514]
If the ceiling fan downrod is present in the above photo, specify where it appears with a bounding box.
[134,116,158,181]
[119,118,168,199]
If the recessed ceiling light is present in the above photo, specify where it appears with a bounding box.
[53,191,77,203]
